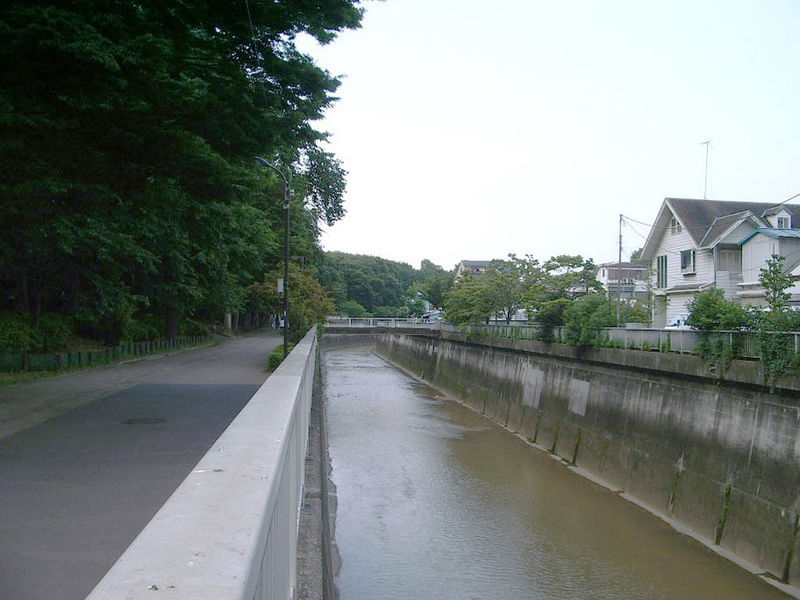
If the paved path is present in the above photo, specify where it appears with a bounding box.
[0,331,281,600]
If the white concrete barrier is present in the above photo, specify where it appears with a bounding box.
[86,327,318,600]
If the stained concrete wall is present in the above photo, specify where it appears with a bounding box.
[375,332,800,586]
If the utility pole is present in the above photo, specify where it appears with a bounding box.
[701,140,711,199]
[617,213,623,327]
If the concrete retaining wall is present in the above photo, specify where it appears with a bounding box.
[87,327,318,600]
[376,332,800,586]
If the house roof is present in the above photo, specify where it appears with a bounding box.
[641,198,800,260]
[458,260,491,268]
[740,227,800,243]
[698,210,764,247]
[597,261,647,269]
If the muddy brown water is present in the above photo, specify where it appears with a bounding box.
[323,347,789,600]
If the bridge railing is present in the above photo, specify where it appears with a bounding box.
[87,326,318,600]
[325,316,441,328]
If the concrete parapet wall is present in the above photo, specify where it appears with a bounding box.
[87,327,319,600]
[376,332,800,586]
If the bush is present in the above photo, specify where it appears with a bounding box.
[34,313,73,352]
[268,343,295,370]
[340,299,368,317]
[0,312,34,353]
[179,318,208,337]
[686,288,747,331]
[563,294,615,347]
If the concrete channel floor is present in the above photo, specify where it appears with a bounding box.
[0,331,281,600]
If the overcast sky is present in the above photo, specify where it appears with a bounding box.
[297,0,800,270]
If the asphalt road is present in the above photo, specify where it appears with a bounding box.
[0,331,281,600]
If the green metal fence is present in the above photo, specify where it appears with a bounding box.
[0,336,210,374]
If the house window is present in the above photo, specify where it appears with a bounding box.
[718,248,742,273]
[680,250,696,274]
[656,255,668,288]
[670,217,682,235]
[778,216,791,228]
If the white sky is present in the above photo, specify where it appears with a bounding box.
[297,0,800,270]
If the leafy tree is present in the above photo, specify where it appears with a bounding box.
[0,0,362,344]
[249,264,334,342]
[563,294,615,347]
[339,300,369,318]
[319,252,420,312]
[757,255,797,390]
[411,259,453,310]
[686,288,748,331]
[443,275,496,325]
[525,254,600,339]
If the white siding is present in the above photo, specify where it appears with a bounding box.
[742,234,776,285]
[648,218,717,324]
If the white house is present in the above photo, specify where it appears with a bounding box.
[455,260,492,280]
[640,198,800,327]
[596,261,649,300]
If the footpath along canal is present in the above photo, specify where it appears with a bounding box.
[323,346,790,600]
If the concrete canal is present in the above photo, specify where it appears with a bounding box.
[322,346,788,599]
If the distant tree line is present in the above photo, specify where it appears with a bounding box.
[0,1,362,352]
[318,253,454,317]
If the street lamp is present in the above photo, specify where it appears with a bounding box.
[255,156,290,358]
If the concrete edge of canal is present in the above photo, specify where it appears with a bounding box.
[368,346,800,600]
[298,345,340,600]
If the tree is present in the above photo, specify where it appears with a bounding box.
[525,254,601,339]
[757,255,797,390]
[0,1,362,344]
[563,294,615,347]
[411,259,453,310]
[443,275,496,325]
[686,288,747,331]
[249,264,334,342]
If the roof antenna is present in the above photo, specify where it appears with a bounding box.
[699,140,711,199]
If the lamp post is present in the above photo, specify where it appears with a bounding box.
[255,156,290,358]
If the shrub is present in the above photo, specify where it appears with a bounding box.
[0,312,34,353]
[34,313,73,352]
[268,343,295,370]
[179,318,208,337]
[563,294,615,347]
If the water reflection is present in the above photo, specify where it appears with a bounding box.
[324,348,787,600]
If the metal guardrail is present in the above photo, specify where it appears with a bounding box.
[325,317,800,359]
[600,327,800,358]
[325,317,442,328]
[87,327,318,600]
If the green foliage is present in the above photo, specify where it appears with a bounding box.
[319,252,420,313]
[0,312,34,353]
[760,254,792,315]
[757,255,798,390]
[622,300,651,324]
[686,288,747,374]
[251,263,334,343]
[410,259,454,310]
[563,294,615,347]
[532,299,572,342]
[686,288,748,331]
[33,313,73,352]
[372,305,403,317]
[0,0,361,344]
[339,300,369,317]
[443,275,496,325]
[268,343,295,370]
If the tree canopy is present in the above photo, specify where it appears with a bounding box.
[0,0,362,343]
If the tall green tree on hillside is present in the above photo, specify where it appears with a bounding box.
[0,0,362,342]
